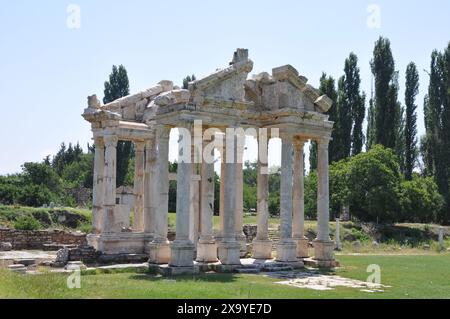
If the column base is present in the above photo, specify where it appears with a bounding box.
[87,232,151,254]
[252,239,273,259]
[276,240,297,262]
[170,240,195,267]
[236,233,247,257]
[313,239,335,262]
[217,240,241,265]
[293,237,309,258]
[196,239,218,263]
[147,239,171,264]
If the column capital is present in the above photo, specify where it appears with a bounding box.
[316,137,331,149]
[155,124,171,141]
[94,136,104,148]
[134,140,145,152]
[293,136,307,149]
[280,131,293,141]
[103,135,118,147]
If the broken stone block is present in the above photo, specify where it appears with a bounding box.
[0,242,12,251]
[14,259,35,266]
[8,264,27,274]
[65,261,87,271]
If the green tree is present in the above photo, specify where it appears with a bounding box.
[370,37,399,149]
[319,73,339,162]
[103,65,132,187]
[182,74,196,89]
[342,53,366,156]
[404,62,419,180]
[422,44,450,222]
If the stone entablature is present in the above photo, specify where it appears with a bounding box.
[82,49,336,270]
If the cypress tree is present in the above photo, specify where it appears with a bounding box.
[370,37,397,149]
[404,62,419,180]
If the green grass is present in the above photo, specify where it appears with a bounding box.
[1,254,449,298]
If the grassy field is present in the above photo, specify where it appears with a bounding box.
[1,254,449,299]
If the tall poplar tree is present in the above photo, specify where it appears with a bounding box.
[404,62,419,180]
[370,37,398,149]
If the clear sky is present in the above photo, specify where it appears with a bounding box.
[1,0,449,174]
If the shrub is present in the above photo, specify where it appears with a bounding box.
[398,175,445,223]
[14,215,41,230]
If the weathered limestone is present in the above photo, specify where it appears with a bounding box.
[148,125,171,264]
[276,133,298,262]
[170,122,195,267]
[82,49,334,269]
[313,138,335,266]
[144,136,156,235]
[253,136,272,259]
[103,135,118,234]
[335,218,342,251]
[235,133,247,257]
[292,137,309,258]
[217,131,241,265]
[133,141,145,232]
[92,137,105,234]
[196,136,218,262]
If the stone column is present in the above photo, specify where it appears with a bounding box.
[103,135,118,234]
[170,122,195,267]
[235,134,246,257]
[313,138,335,266]
[144,136,156,235]
[292,137,309,258]
[147,125,171,264]
[438,227,444,250]
[92,136,105,234]
[253,136,272,259]
[133,141,145,232]
[217,144,226,242]
[217,129,241,265]
[276,133,297,262]
[335,218,342,250]
[196,136,218,262]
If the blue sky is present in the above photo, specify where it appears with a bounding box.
[1,0,449,174]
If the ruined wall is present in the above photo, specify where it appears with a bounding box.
[0,228,87,250]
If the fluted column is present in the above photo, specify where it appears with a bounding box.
[313,137,335,266]
[218,144,226,241]
[292,137,309,258]
[252,135,272,259]
[276,132,297,262]
[144,136,156,235]
[170,122,195,267]
[133,141,145,232]
[196,134,218,262]
[92,137,105,234]
[103,135,118,234]
[147,125,171,264]
[217,128,241,265]
[235,133,246,257]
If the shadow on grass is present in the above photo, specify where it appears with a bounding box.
[129,272,240,283]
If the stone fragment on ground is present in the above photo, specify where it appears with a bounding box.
[269,271,390,292]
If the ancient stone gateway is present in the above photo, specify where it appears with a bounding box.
[82,49,335,271]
